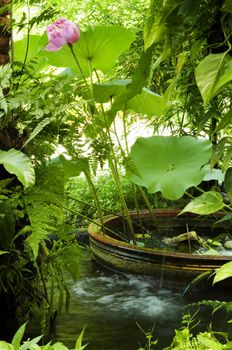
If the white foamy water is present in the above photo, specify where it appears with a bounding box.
[73,273,182,319]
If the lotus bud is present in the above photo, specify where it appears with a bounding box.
[46,18,80,51]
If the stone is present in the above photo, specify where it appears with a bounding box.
[224,240,232,250]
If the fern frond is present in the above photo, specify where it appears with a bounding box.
[24,162,67,259]
[56,245,88,281]
[124,156,142,178]
[25,204,59,259]
[23,117,56,148]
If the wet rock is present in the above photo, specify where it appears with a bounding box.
[224,240,232,250]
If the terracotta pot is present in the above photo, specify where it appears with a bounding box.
[88,209,232,283]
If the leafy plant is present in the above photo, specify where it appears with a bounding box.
[0,323,87,350]
[127,136,212,200]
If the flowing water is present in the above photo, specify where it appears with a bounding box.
[47,249,232,350]
[49,261,182,349]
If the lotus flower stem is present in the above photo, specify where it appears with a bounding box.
[68,43,89,92]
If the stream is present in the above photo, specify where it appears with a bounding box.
[47,248,232,350]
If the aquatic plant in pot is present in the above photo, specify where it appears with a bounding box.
[25,15,232,283]
[88,134,232,283]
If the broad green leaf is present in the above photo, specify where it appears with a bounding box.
[195,52,232,105]
[197,334,222,350]
[0,149,35,188]
[224,167,232,203]
[93,79,164,117]
[127,136,212,200]
[108,45,156,123]
[213,261,232,285]
[0,341,13,350]
[12,323,26,350]
[14,34,47,70]
[50,156,89,179]
[44,26,135,76]
[180,191,224,215]
[52,343,69,350]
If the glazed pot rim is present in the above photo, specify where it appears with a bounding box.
[88,208,232,261]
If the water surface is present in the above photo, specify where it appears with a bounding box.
[49,252,232,350]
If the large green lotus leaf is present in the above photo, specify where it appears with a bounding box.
[0,149,35,187]
[93,79,164,117]
[44,26,135,76]
[180,191,224,215]
[127,136,212,200]
[195,52,232,106]
[14,34,47,70]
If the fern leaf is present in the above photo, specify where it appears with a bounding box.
[23,117,55,147]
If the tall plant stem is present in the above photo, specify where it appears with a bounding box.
[137,186,161,233]
[68,46,105,231]
[68,44,89,92]
[108,156,135,240]
[122,105,130,155]
[93,69,135,240]
[63,205,127,241]
[121,106,160,232]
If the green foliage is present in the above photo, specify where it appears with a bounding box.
[65,174,134,227]
[144,0,232,141]
[164,312,232,350]
[0,158,85,331]
[0,66,84,160]
[195,52,232,106]
[213,261,232,285]
[180,191,225,215]
[0,323,87,350]
[43,26,136,76]
[39,0,149,29]
[0,149,35,188]
[65,172,168,227]
[127,136,212,200]
[224,168,232,203]
[93,79,164,117]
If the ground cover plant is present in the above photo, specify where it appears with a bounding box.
[0,0,232,348]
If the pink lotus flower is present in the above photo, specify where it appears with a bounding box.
[46,18,80,51]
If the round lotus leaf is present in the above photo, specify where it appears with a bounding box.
[127,136,212,200]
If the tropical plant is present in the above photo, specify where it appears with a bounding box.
[163,312,232,350]
[0,151,85,337]
[13,5,230,244]
[0,10,85,333]
[0,323,87,350]
[144,0,232,142]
